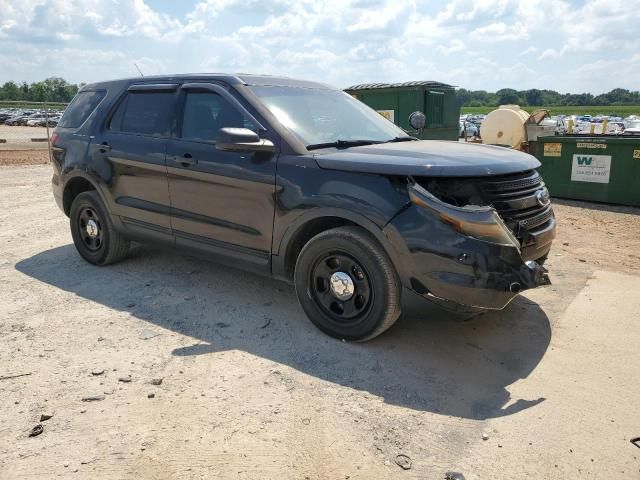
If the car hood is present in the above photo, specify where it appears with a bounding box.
[313,140,541,177]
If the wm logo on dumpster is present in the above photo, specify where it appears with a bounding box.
[571,154,611,184]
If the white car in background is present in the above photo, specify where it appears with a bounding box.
[607,122,626,134]
[459,120,479,137]
[623,120,640,135]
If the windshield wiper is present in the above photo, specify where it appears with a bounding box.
[386,136,419,143]
[306,139,382,151]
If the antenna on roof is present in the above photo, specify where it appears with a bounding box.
[134,63,144,77]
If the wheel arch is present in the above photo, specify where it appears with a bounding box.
[62,172,107,217]
[272,208,409,286]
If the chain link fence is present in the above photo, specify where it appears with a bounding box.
[0,101,67,165]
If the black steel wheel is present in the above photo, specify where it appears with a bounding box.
[77,206,103,252]
[294,226,401,341]
[70,191,130,266]
[309,252,373,324]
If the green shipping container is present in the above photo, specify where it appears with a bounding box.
[345,81,460,141]
[533,136,640,207]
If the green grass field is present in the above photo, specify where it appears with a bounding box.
[0,101,67,111]
[461,105,640,116]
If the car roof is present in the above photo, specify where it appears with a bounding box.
[81,73,333,91]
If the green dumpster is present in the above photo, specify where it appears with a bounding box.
[533,136,640,207]
[345,81,459,141]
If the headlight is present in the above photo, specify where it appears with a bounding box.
[408,183,519,248]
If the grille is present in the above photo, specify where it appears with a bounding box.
[476,170,553,234]
[482,174,542,192]
[518,207,553,229]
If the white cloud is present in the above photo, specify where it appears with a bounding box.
[520,46,538,57]
[0,0,638,93]
[437,39,466,55]
[452,0,511,22]
[471,21,528,41]
[346,1,408,32]
[0,0,194,42]
[539,48,565,60]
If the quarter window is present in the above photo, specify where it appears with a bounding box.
[109,92,174,137]
[58,90,106,128]
[181,92,250,142]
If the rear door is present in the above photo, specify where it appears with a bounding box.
[166,83,278,270]
[92,84,177,242]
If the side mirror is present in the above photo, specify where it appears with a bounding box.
[216,127,275,153]
[408,111,426,130]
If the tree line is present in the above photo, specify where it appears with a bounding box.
[0,78,82,103]
[2,78,639,108]
[456,88,640,108]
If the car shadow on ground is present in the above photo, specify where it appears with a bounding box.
[16,244,551,420]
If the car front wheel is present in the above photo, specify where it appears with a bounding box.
[294,226,401,341]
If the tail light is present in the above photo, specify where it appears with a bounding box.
[50,133,65,165]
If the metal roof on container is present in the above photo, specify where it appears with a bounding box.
[345,81,455,90]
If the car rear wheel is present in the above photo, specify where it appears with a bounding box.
[294,226,401,341]
[70,191,130,266]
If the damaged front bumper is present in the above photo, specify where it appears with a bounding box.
[384,182,554,311]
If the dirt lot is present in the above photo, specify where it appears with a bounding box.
[1,164,639,479]
[0,150,48,166]
[0,125,50,166]
[0,125,50,152]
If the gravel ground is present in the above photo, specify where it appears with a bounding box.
[0,125,50,152]
[0,150,49,166]
[1,164,639,479]
[550,198,640,273]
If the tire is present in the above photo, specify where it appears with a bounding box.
[69,191,130,266]
[294,226,401,341]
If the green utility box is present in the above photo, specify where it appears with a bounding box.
[345,81,459,141]
[533,136,640,207]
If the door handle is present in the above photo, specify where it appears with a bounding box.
[173,153,195,167]
[95,142,111,152]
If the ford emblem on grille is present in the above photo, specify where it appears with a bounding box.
[535,188,550,207]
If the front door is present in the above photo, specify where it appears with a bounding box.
[166,86,278,270]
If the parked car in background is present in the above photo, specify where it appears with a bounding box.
[0,108,62,127]
[459,120,479,137]
[28,116,59,127]
[0,112,13,124]
[623,120,640,135]
[607,122,626,134]
[26,117,45,127]
[541,116,568,135]
[4,115,27,126]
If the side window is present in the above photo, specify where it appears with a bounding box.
[181,92,253,142]
[109,92,174,137]
[58,90,106,128]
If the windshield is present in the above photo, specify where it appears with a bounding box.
[249,85,410,148]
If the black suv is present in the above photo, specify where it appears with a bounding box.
[50,74,555,341]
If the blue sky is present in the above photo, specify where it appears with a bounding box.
[0,0,638,93]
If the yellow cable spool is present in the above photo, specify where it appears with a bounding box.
[480,105,530,150]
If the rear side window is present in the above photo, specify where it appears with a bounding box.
[109,92,174,137]
[58,90,106,128]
